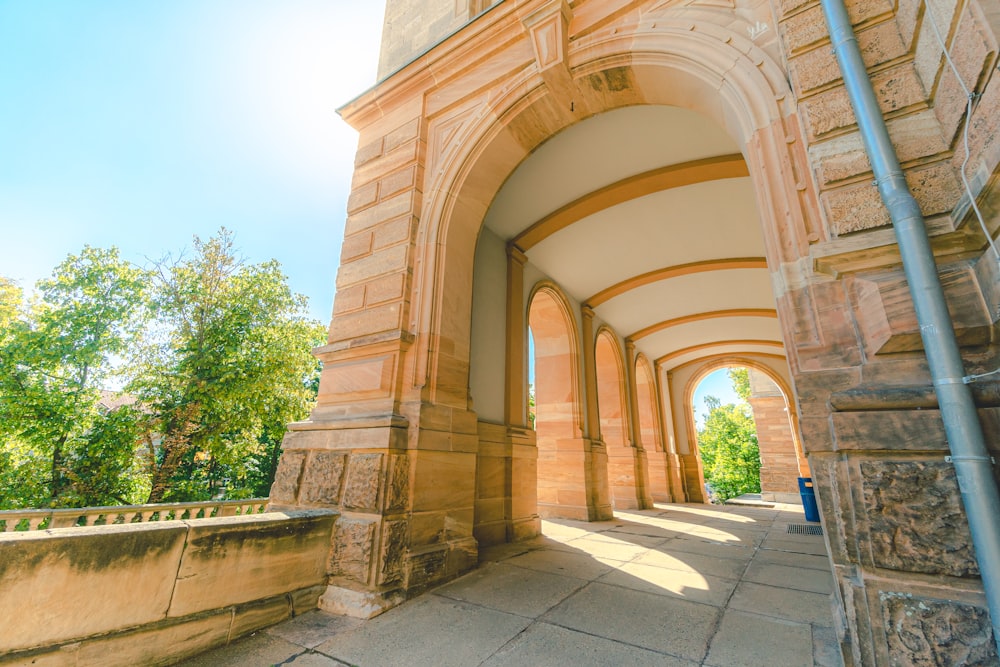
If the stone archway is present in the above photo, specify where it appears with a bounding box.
[595,328,647,509]
[680,356,806,505]
[528,284,611,521]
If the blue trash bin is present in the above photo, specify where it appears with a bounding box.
[798,477,820,523]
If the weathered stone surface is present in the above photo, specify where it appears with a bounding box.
[385,454,411,511]
[861,461,978,576]
[342,453,384,511]
[169,512,336,617]
[331,517,376,583]
[881,593,998,665]
[0,522,187,654]
[300,451,347,506]
[270,449,306,505]
[378,519,410,585]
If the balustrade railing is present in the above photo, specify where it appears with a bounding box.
[0,498,268,532]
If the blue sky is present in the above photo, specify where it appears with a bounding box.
[0,1,387,322]
[692,368,741,428]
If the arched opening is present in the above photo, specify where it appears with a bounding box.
[635,355,672,503]
[685,359,807,506]
[595,329,640,509]
[527,285,610,521]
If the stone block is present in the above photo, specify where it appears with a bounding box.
[0,522,186,654]
[344,191,417,237]
[168,511,335,617]
[802,64,927,140]
[780,0,893,54]
[372,215,416,250]
[327,302,404,343]
[300,451,347,506]
[269,448,306,505]
[336,243,410,289]
[860,460,978,576]
[74,612,233,667]
[346,181,379,214]
[378,519,410,585]
[331,516,376,583]
[228,595,294,641]
[385,453,411,511]
[412,450,477,512]
[789,21,906,96]
[342,453,384,511]
[880,592,997,664]
[852,262,992,354]
[822,161,961,234]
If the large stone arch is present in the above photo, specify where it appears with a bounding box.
[411,14,820,421]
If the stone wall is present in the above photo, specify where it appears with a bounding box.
[378,0,504,78]
[0,510,336,667]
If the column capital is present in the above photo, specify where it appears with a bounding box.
[581,304,596,320]
[506,243,528,265]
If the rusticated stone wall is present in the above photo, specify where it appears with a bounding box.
[775,0,1000,662]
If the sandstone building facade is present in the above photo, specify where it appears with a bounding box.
[269,0,1000,663]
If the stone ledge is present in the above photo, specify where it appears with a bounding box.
[0,510,336,658]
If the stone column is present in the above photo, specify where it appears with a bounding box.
[624,339,654,509]
[503,245,539,541]
[658,364,686,502]
[581,308,613,519]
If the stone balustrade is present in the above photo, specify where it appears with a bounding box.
[0,498,268,532]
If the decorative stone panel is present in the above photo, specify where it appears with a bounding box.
[300,452,347,506]
[342,454,384,511]
[880,592,997,665]
[385,454,411,512]
[860,461,978,576]
[269,450,306,505]
[378,519,410,585]
[331,517,376,583]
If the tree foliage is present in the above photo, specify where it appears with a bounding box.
[0,249,148,508]
[697,368,760,502]
[0,231,325,509]
[128,230,325,502]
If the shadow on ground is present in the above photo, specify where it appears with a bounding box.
[177,502,842,667]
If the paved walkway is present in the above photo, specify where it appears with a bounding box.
[179,503,843,667]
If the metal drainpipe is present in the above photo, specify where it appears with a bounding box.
[821,0,1000,651]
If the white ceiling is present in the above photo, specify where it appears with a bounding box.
[483,105,783,371]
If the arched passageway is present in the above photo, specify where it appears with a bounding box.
[274,2,1000,661]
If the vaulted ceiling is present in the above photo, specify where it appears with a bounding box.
[482,105,783,371]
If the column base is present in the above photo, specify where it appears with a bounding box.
[318,583,405,619]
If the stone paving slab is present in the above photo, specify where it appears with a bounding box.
[178,632,346,667]
[481,622,698,667]
[634,546,750,579]
[433,561,587,617]
[742,560,834,594]
[267,610,362,649]
[542,581,723,661]
[597,561,739,606]
[704,610,813,667]
[314,595,531,667]
[728,580,836,625]
[503,544,621,580]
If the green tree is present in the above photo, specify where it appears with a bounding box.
[0,249,148,508]
[697,371,760,502]
[129,229,324,502]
